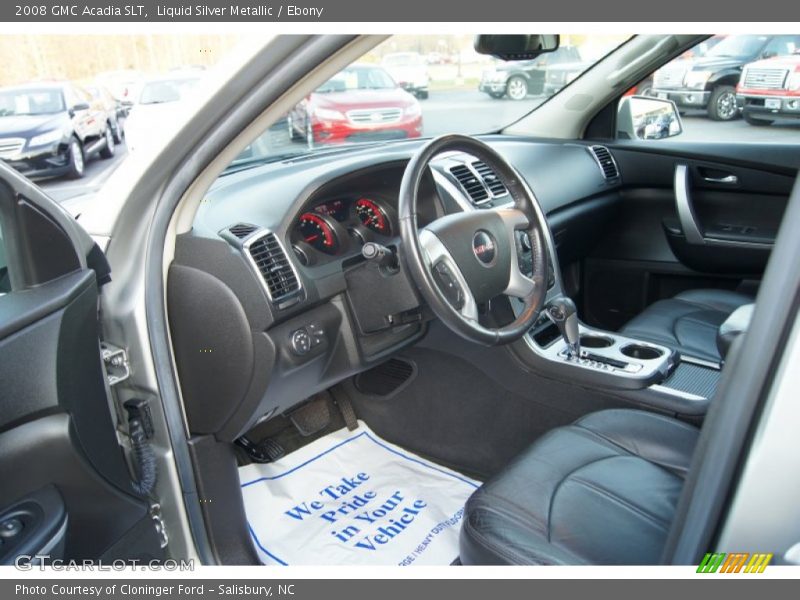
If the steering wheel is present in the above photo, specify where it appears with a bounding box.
[399,134,549,346]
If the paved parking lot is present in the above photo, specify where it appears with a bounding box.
[38,89,798,204]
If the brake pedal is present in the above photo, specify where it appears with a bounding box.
[331,389,358,431]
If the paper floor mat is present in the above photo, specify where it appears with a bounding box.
[239,421,479,566]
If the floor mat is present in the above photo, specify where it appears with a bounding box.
[239,421,480,566]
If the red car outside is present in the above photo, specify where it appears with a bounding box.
[288,64,423,147]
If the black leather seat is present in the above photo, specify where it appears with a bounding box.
[459,409,699,565]
[620,289,754,362]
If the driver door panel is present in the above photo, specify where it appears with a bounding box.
[0,168,162,564]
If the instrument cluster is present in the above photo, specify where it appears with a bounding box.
[292,196,397,263]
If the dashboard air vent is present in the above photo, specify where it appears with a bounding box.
[245,231,301,302]
[472,161,508,197]
[449,164,489,204]
[228,223,259,239]
[588,146,620,181]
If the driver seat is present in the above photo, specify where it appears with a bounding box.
[459,409,699,565]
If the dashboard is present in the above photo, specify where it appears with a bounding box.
[174,136,622,442]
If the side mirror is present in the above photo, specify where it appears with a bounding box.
[474,34,560,61]
[617,95,683,141]
[71,102,90,113]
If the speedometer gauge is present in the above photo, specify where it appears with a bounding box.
[355,198,392,235]
[298,212,339,254]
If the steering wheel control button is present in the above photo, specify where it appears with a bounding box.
[0,517,23,539]
[290,328,312,355]
[472,230,497,267]
[433,261,465,310]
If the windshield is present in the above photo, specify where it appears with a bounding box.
[706,35,767,58]
[225,34,631,172]
[0,89,64,117]
[382,54,424,67]
[317,66,396,93]
[139,78,198,105]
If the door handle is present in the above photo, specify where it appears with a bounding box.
[674,164,705,245]
[703,174,738,184]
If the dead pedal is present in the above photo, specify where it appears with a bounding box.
[289,393,331,436]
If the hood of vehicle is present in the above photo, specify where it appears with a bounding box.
[0,113,66,137]
[128,101,183,120]
[746,55,800,70]
[311,88,416,110]
[680,56,750,71]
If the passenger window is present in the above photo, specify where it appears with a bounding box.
[619,34,800,143]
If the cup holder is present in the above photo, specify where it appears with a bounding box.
[580,335,614,349]
[620,344,663,361]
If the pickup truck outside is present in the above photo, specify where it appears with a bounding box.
[651,34,800,121]
[736,54,800,126]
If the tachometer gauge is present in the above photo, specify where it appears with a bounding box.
[355,198,392,235]
[298,212,339,254]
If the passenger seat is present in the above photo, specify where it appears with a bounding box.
[620,289,754,363]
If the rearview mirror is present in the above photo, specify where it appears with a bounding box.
[617,96,683,140]
[474,35,560,61]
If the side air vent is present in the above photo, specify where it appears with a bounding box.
[472,161,508,197]
[228,223,259,239]
[588,145,620,181]
[449,164,489,204]
[244,231,302,304]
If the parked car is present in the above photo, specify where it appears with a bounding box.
[737,52,800,125]
[479,46,583,100]
[0,81,116,179]
[543,59,591,95]
[425,52,446,65]
[380,52,430,99]
[83,84,125,144]
[94,69,144,110]
[124,73,201,153]
[651,34,800,120]
[288,64,423,148]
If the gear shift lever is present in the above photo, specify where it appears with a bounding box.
[546,296,580,359]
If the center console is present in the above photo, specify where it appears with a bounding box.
[521,307,721,417]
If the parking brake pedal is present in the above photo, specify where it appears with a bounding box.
[235,436,285,464]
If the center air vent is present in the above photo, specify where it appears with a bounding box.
[472,161,508,197]
[449,164,489,204]
[588,146,620,181]
[449,159,508,206]
[244,231,302,304]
